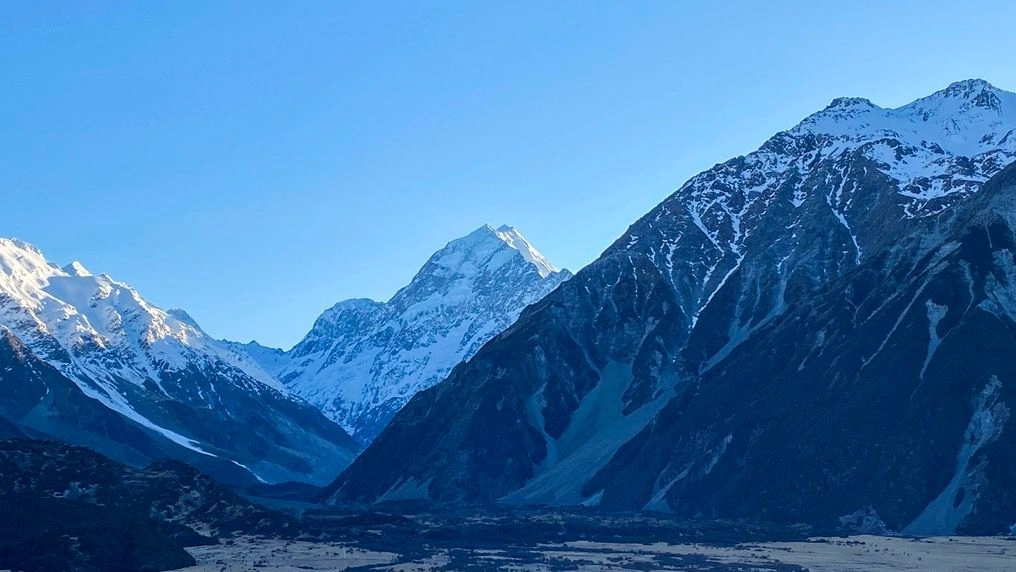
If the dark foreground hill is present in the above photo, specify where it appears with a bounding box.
[0,439,814,571]
[0,439,300,572]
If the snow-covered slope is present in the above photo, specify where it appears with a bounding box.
[244,224,570,443]
[0,239,359,485]
[789,78,1016,213]
[329,80,1016,534]
[0,241,285,394]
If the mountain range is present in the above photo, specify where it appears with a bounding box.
[236,224,570,443]
[0,224,568,485]
[4,78,1015,538]
[326,79,1016,535]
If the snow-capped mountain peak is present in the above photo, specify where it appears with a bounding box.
[491,224,560,278]
[918,78,1003,114]
[0,237,359,484]
[166,308,201,329]
[418,224,559,282]
[0,237,291,388]
[62,260,92,277]
[824,96,877,112]
[794,79,1015,156]
[0,238,61,300]
[660,79,1016,267]
[252,225,571,443]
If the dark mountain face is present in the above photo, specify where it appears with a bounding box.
[328,82,1016,534]
[0,414,27,438]
[0,329,358,487]
[322,253,686,504]
[583,164,1016,535]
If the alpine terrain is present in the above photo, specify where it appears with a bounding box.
[0,240,360,486]
[237,224,571,443]
[329,80,1016,534]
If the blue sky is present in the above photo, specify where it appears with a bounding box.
[3,1,1015,348]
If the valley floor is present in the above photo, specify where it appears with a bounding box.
[181,535,1016,571]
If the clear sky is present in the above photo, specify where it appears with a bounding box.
[3,1,1014,348]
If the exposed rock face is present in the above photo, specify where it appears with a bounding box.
[328,81,1016,534]
[583,163,1016,535]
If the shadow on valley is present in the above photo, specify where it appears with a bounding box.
[1,439,812,571]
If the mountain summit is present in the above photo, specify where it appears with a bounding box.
[488,224,561,278]
[241,225,571,443]
[329,81,1016,534]
[0,238,359,485]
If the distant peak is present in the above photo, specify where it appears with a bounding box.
[825,96,876,111]
[489,225,560,278]
[908,78,1009,112]
[315,298,385,326]
[793,96,881,133]
[472,223,527,238]
[243,339,283,352]
[943,78,997,94]
[324,298,384,314]
[432,224,563,279]
[0,237,45,257]
[896,78,1014,131]
[166,308,201,329]
[62,260,92,277]
[472,223,503,236]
